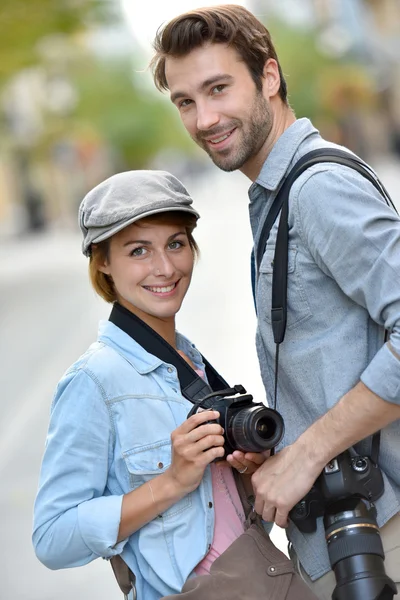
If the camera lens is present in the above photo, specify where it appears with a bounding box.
[227,406,284,452]
[255,416,275,440]
[324,500,397,600]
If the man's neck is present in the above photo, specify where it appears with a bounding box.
[241,106,296,182]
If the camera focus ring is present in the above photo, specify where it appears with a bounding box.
[327,527,384,568]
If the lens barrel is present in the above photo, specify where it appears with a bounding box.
[325,502,397,600]
[227,406,284,452]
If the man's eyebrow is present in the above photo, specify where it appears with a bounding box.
[170,74,234,104]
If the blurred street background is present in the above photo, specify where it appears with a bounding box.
[1,1,400,598]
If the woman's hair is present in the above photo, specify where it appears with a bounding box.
[151,4,287,102]
[89,211,199,303]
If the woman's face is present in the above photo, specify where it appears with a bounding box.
[99,219,194,325]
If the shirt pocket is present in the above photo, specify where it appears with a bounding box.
[257,246,312,330]
[123,438,192,519]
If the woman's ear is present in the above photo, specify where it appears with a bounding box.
[97,261,111,276]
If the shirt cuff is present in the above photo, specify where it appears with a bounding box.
[361,343,400,404]
[77,494,128,558]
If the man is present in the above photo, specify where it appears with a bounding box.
[150,5,400,597]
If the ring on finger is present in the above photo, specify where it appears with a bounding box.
[237,466,248,474]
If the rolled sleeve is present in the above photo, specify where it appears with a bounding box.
[78,495,128,557]
[361,342,400,404]
[33,368,127,569]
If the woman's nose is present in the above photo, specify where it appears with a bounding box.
[153,252,175,277]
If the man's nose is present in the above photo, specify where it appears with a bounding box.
[196,101,220,132]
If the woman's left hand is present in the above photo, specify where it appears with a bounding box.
[226,450,268,476]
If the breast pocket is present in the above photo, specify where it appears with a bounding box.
[258,246,312,330]
[123,439,192,519]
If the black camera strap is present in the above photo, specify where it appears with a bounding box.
[109,302,230,403]
[255,148,398,464]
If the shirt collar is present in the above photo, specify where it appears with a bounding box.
[98,319,200,375]
[249,118,319,197]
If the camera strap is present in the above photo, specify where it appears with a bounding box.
[108,301,230,403]
[255,148,398,463]
[108,302,239,599]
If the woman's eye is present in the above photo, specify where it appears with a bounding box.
[130,247,147,257]
[169,240,183,250]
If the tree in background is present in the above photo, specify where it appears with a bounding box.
[267,19,376,158]
[0,0,193,233]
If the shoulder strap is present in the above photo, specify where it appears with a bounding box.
[109,302,229,401]
[255,148,398,464]
[264,147,396,347]
[255,148,394,276]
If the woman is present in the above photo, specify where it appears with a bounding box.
[32,170,264,600]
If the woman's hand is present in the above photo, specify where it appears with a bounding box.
[166,410,225,495]
[226,450,268,476]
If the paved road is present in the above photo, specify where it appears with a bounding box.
[1,159,399,599]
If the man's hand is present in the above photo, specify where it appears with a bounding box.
[251,444,322,528]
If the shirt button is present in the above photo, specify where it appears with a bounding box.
[167,367,173,373]
[157,462,164,469]
[208,501,213,508]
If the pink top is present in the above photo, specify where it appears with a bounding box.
[193,369,246,575]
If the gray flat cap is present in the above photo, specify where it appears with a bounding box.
[79,170,200,256]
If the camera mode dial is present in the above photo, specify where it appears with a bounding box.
[351,456,369,473]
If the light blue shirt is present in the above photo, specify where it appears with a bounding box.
[250,118,400,580]
[33,320,215,600]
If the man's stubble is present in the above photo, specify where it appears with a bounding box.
[195,89,273,173]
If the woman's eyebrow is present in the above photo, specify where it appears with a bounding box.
[122,232,185,247]
[123,239,151,247]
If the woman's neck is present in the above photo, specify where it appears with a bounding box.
[117,299,177,348]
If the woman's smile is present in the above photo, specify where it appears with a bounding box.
[143,280,180,296]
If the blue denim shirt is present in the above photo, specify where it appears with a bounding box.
[249,118,400,580]
[33,320,215,600]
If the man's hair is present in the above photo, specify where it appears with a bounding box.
[151,4,287,103]
[89,212,199,303]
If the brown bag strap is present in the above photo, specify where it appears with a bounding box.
[110,554,136,599]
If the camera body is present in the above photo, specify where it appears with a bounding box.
[290,450,384,533]
[290,450,397,600]
[187,385,284,457]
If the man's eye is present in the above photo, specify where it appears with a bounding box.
[179,99,192,108]
[130,247,147,257]
[212,84,225,94]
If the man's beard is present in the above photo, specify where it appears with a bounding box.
[195,90,272,172]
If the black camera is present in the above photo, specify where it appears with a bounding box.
[187,384,284,456]
[290,450,397,600]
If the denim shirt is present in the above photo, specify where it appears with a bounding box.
[249,118,400,580]
[33,320,215,600]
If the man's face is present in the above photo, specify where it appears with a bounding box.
[165,43,273,174]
